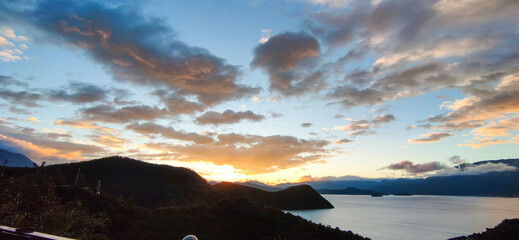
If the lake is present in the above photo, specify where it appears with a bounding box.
[288,195,519,240]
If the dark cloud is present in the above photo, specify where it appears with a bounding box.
[46,81,108,103]
[81,105,168,123]
[371,114,395,125]
[301,123,313,128]
[0,89,42,107]
[449,156,466,165]
[384,160,446,174]
[328,85,385,107]
[333,138,352,144]
[333,114,395,136]
[251,32,322,96]
[195,110,265,125]
[408,132,452,143]
[2,0,258,107]
[307,0,371,47]
[125,122,214,144]
[0,75,28,87]
[153,90,204,115]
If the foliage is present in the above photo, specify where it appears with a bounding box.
[1,157,369,240]
[0,173,109,240]
[213,182,334,210]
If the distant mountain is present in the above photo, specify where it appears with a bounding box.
[0,149,35,167]
[236,181,283,192]
[318,187,384,195]
[214,182,334,210]
[278,159,519,197]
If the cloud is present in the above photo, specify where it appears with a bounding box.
[251,31,323,96]
[333,114,395,135]
[423,73,519,147]
[92,134,129,150]
[408,132,452,144]
[383,160,446,174]
[298,175,316,182]
[301,123,313,128]
[333,138,352,144]
[195,110,265,125]
[305,0,519,113]
[0,121,104,162]
[0,89,42,108]
[46,81,109,103]
[27,116,41,123]
[153,90,204,115]
[371,114,395,124]
[146,133,330,174]
[259,29,272,44]
[80,105,169,123]
[54,119,116,132]
[448,155,465,165]
[434,162,517,177]
[125,122,214,144]
[0,27,28,62]
[0,26,28,41]
[0,75,28,87]
[2,0,258,107]
[458,139,518,149]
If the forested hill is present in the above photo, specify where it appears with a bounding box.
[214,182,334,210]
[3,156,332,210]
[39,156,216,208]
[0,161,368,240]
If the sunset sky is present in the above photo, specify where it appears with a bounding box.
[0,0,518,184]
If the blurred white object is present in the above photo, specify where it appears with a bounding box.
[182,235,198,240]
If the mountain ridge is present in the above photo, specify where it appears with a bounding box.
[0,149,36,168]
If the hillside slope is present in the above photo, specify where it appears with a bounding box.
[214,182,334,210]
[0,149,35,167]
[40,156,216,208]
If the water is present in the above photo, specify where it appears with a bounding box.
[288,195,519,240]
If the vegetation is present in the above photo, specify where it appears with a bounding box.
[449,219,519,240]
[0,156,368,240]
[214,182,334,210]
[0,173,109,240]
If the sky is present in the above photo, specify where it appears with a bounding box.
[0,0,518,184]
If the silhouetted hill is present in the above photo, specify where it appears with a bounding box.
[449,218,519,240]
[214,182,334,210]
[236,181,283,192]
[40,156,216,208]
[318,187,384,195]
[0,149,35,168]
[1,162,368,240]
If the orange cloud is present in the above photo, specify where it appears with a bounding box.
[55,119,116,132]
[0,134,82,161]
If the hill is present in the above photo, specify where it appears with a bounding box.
[0,149,35,167]
[213,182,334,210]
[0,159,367,240]
[236,181,283,192]
[449,218,519,240]
[39,156,216,208]
[318,187,384,195]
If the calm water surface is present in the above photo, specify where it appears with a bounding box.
[288,195,519,240]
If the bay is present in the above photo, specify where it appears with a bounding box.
[288,195,519,240]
